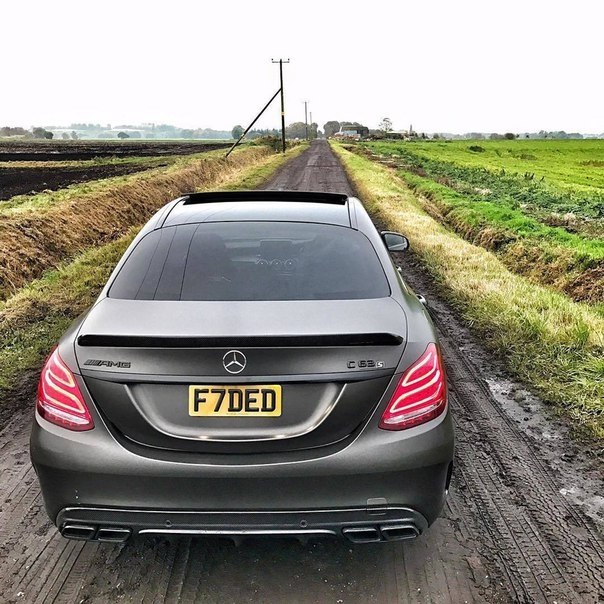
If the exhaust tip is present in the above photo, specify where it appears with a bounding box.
[380,524,420,541]
[342,526,381,543]
[61,524,97,540]
[97,527,132,543]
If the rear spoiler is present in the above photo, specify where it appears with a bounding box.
[181,191,348,206]
[77,333,403,348]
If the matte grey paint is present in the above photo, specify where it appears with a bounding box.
[30,192,454,541]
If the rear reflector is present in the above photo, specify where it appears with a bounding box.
[37,348,94,431]
[379,343,446,430]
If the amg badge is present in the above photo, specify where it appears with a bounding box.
[84,359,131,368]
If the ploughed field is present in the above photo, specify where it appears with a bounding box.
[0,139,231,161]
[361,139,604,303]
[0,140,231,200]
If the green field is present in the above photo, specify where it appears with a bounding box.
[391,139,604,190]
[361,140,604,304]
[333,142,604,439]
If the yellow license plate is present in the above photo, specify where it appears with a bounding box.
[188,385,282,417]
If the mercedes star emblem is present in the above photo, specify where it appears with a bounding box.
[222,350,247,374]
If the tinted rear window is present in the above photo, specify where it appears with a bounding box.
[109,222,390,301]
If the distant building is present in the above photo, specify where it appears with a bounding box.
[334,129,361,140]
[333,123,369,140]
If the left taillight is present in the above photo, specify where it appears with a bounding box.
[379,343,447,431]
[37,347,94,431]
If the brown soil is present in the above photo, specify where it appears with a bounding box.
[0,141,602,603]
[0,140,230,162]
[0,163,168,201]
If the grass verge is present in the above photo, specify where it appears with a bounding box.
[333,142,604,439]
[0,144,305,399]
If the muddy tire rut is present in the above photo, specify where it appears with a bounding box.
[0,140,602,603]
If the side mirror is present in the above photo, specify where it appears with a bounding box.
[381,231,409,252]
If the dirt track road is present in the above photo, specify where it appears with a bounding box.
[1,140,603,603]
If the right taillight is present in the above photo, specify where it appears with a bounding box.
[37,347,94,431]
[379,343,447,430]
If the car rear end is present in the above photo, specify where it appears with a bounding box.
[30,193,454,544]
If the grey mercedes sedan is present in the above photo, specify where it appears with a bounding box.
[30,191,454,544]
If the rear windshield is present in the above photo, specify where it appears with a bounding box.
[109,222,390,301]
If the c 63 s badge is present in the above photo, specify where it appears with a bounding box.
[347,359,384,369]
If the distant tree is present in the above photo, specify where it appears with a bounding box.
[70,131,79,140]
[432,133,441,139]
[323,121,341,138]
[61,132,70,140]
[195,127,231,139]
[156,124,178,137]
[231,125,244,140]
[379,117,393,135]
[490,133,504,140]
[504,132,516,140]
[33,127,53,139]
[285,121,308,139]
[0,126,29,137]
[117,131,130,140]
[180,129,194,139]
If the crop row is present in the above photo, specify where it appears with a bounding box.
[361,142,604,304]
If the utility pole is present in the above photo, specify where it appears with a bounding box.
[272,58,289,153]
[309,111,313,139]
[304,101,309,140]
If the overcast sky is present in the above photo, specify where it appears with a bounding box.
[2,0,602,133]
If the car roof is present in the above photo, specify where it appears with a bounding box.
[161,191,352,228]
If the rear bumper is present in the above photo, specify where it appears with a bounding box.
[57,505,429,544]
[31,408,454,540]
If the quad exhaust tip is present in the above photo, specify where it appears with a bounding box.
[61,524,97,540]
[60,524,131,543]
[97,527,132,542]
[342,526,381,543]
[343,523,420,543]
[380,524,420,541]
